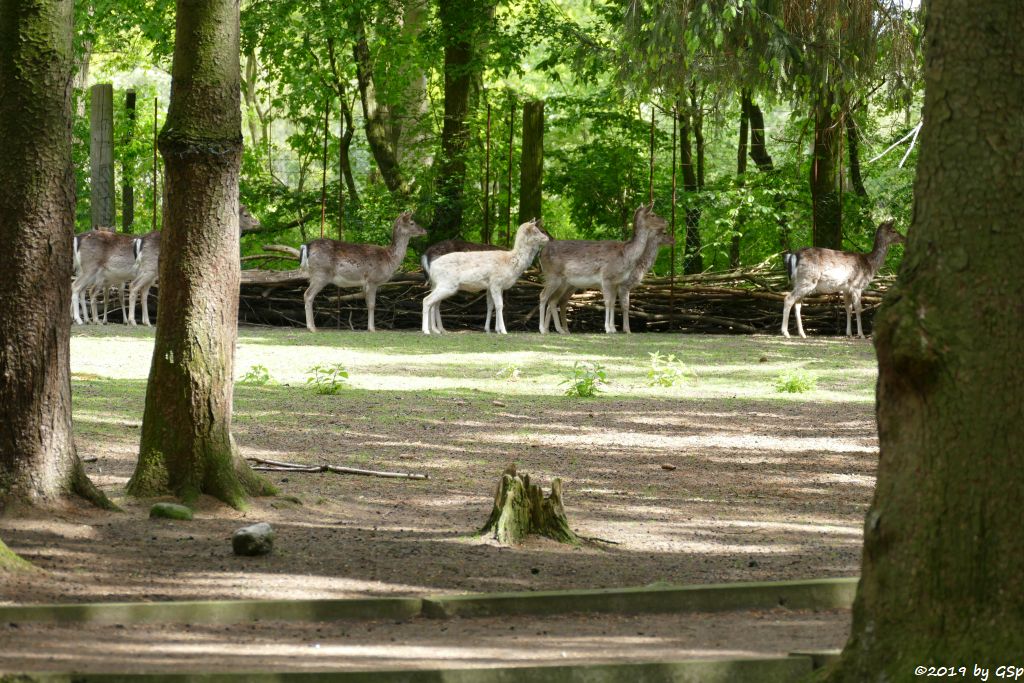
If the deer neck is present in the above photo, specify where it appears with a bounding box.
[508,232,540,271]
[865,231,893,276]
[623,227,652,265]
[385,228,412,269]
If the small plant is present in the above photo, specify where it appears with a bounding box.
[239,364,271,386]
[562,361,607,398]
[495,364,522,382]
[306,363,349,395]
[646,351,691,387]
[774,370,817,393]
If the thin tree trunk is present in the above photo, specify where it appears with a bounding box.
[679,106,702,275]
[846,113,868,197]
[351,17,404,196]
[122,89,136,231]
[825,1,1024,679]
[0,0,111,510]
[517,100,543,225]
[742,93,789,251]
[731,95,749,269]
[128,0,274,508]
[811,96,842,249]
[325,38,359,209]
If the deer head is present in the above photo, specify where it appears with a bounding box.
[394,210,427,239]
[875,219,906,248]
[634,202,668,234]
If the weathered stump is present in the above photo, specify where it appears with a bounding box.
[479,465,578,545]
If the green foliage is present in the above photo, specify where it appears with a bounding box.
[306,363,349,395]
[240,364,272,386]
[495,364,522,382]
[562,361,607,398]
[646,351,691,387]
[774,370,817,394]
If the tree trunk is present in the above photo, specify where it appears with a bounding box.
[90,82,115,229]
[430,0,482,242]
[743,94,773,171]
[122,89,136,231]
[480,465,578,545]
[846,113,868,197]
[811,97,842,249]
[825,1,1024,680]
[127,0,273,509]
[731,96,749,269]
[0,0,111,511]
[351,18,405,196]
[678,108,702,275]
[517,99,543,225]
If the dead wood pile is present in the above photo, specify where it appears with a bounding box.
[237,263,894,335]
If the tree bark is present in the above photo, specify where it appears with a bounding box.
[825,1,1024,679]
[0,0,111,511]
[517,100,543,225]
[127,0,273,508]
[811,96,842,249]
[90,82,115,228]
[480,465,578,545]
[845,113,867,197]
[678,107,702,275]
[743,94,773,172]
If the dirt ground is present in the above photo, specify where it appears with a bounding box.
[0,328,876,671]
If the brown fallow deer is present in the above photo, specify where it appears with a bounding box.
[422,219,549,335]
[124,204,261,326]
[538,203,668,334]
[72,229,141,325]
[544,225,674,335]
[301,211,426,332]
[421,239,509,333]
[781,219,906,338]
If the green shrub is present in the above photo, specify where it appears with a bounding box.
[307,363,349,395]
[239,364,272,386]
[646,351,691,387]
[562,361,607,398]
[774,370,817,393]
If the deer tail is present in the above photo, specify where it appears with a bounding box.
[783,252,799,281]
[420,252,430,276]
[299,244,308,269]
[72,234,82,273]
[133,237,144,263]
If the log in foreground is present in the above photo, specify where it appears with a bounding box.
[480,465,578,545]
[246,457,428,481]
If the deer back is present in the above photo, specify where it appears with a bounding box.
[76,230,140,281]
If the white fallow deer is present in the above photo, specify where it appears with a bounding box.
[124,205,260,326]
[422,219,549,335]
[421,239,509,333]
[781,219,906,338]
[538,203,668,334]
[301,211,426,332]
[71,230,142,325]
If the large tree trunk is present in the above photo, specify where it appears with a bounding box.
[517,100,543,225]
[429,0,482,242]
[127,0,273,508]
[0,0,110,511]
[811,97,842,249]
[825,1,1024,679]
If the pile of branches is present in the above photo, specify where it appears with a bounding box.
[238,249,894,335]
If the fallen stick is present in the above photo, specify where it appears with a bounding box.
[246,456,429,480]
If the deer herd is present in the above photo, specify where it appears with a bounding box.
[70,202,905,339]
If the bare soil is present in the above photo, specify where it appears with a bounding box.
[0,328,876,671]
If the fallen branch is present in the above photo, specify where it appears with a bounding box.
[246,456,428,481]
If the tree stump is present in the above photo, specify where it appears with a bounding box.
[479,465,578,545]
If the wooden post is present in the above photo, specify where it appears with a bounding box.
[122,90,136,232]
[505,98,515,247]
[483,99,491,244]
[518,99,543,225]
[671,108,677,331]
[90,83,115,229]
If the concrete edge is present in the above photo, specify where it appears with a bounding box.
[421,576,859,619]
[0,655,816,682]
[0,577,857,625]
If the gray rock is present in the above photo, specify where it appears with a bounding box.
[149,503,193,521]
[232,522,274,556]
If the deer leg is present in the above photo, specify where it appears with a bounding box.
[141,284,154,326]
[538,283,559,334]
[119,282,128,323]
[795,302,807,338]
[71,279,86,325]
[854,291,865,338]
[485,291,494,333]
[89,285,102,325]
[364,284,378,332]
[619,286,632,334]
[491,285,507,334]
[843,292,854,337]
[781,293,797,338]
[601,282,617,334]
[554,288,572,335]
[423,283,457,335]
[303,280,328,332]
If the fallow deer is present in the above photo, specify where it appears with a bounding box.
[124,205,260,326]
[422,219,548,335]
[538,203,668,334]
[300,211,426,332]
[71,230,141,325]
[421,239,506,276]
[781,219,906,338]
